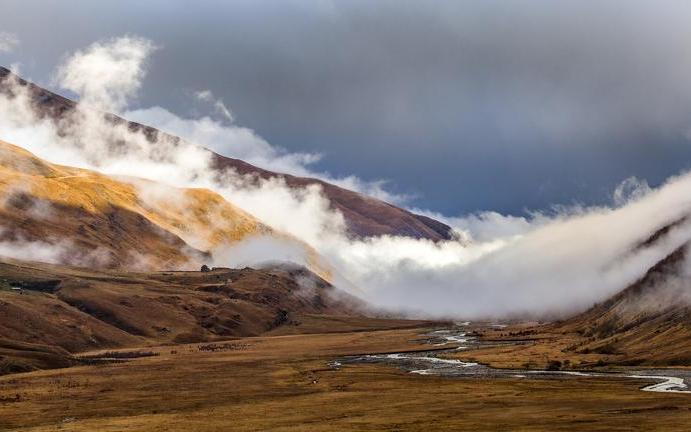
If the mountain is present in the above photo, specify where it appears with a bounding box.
[211,156,453,240]
[0,66,453,241]
[0,258,364,374]
[554,219,691,365]
[0,139,275,271]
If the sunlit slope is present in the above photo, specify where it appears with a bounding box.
[0,140,270,270]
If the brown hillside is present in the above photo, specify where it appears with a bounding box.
[454,218,691,370]
[549,217,691,365]
[0,258,364,375]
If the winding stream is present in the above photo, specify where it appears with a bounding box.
[335,325,691,394]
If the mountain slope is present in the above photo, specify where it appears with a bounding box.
[0,258,364,374]
[0,66,453,241]
[212,155,453,240]
[0,139,270,270]
[554,220,691,365]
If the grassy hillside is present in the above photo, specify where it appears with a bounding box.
[0,140,272,270]
[0,258,364,375]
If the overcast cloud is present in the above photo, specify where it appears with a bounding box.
[3,0,691,216]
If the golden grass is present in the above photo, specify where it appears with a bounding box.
[449,328,609,370]
[2,327,691,431]
[0,140,264,250]
[450,324,691,370]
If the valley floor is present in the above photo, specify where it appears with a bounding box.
[2,321,691,431]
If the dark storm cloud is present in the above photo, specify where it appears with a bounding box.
[3,0,691,215]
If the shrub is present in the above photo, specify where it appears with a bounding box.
[546,360,562,371]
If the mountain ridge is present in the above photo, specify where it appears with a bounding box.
[0,66,453,241]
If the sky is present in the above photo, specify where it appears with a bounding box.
[3,0,691,217]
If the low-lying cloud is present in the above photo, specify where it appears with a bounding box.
[2,35,691,320]
[55,35,154,112]
[0,32,18,54]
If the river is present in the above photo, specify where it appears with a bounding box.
[334,324,691,394]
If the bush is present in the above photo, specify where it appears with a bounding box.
[546,360,562,371]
